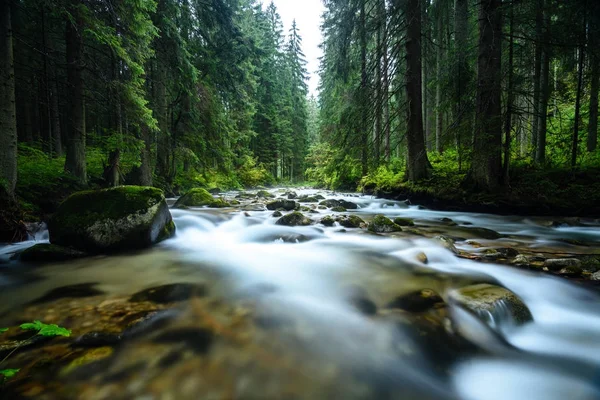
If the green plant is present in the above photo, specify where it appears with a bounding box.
[0,321,71,382]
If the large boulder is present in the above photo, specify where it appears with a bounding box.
[450,284,532,326]
[174,188,229,208]
[48,186,175,253]
[368,215,402,233]
[275,212,313,227]
[266,199,297,211]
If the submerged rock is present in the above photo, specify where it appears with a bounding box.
[271,211,283,218]
[174,188,230,208]
[385,289,444,312]
[49,186,175,254]
[368,215,402,233]
[544,258,582,272]
[20,243,87,263]
[129,283,207,304]
[450,284,532,325]
[266,199,297,211]
[463,227,502,240]
[434,235,458,254]
[319,199,358,210]
[30,283,104,304]
[393,217,415,227]
[298,196,320,203]
[275,212,313,227]
[337,215,366,228]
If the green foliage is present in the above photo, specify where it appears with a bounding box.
[0,369,20,380]
[20,321,72,337]
[236,155,275,188]
[359,162,404,192]
[0,328,7,334]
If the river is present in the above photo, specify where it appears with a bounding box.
[0,188,599,399]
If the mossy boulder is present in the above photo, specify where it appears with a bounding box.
[298,196,320,203]
[320,215,335,227]
[20,243,87,263]
[462,227,502,240]
[337,215,366,228]
[275,212,313,227]
[393,217,415,227]
[331,206,347,212]
[368,215,402,233]
[385,289,444,312]
[174,188,230,208]
[319,199,358,210]
[544,258,582,272]
[450,284,532,325]
[48,186,175,254]
[266,199,297,211]
[256,190,275,199]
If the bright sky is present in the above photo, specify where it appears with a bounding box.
[262,0,325,96]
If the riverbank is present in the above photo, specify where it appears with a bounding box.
[363,167,600,218]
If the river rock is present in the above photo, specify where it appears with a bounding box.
[319,199,358,210]
[20,243,87,263]
[544,258,582,272]
[591,271,600,281]
[298,196,320,203]
[450,284,532,325]
[266,199,297,211]
[434,235,458,254]
[331,206,347,212]
[393,217,415,227]
[256,190,275,199]
[129,283,207,304]
[275,212,312,227]
[320,216,335,227]
[385,289,444,312]
[368,215,402,233]
[337,215,366,228]
[271,211,283,218]
[463,227,502,240]
[174,188,230,208]
[49,186,175,254]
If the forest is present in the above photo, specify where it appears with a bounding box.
[1,0,600,225]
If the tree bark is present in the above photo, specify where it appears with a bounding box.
[360,0,368,176]
[381,0,390,162]
[0,0,18,197]
[470,0,502,190]
[64,3,87,185]
[503,2,514,184]
[536,42,550,164]
[572,2,587,168]
[404,0,431,181]
[531,0,543,154]
[454,0,468,170]
[435,0,443,153]
[588,12,599,152]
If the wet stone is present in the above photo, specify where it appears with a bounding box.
[393,218,415,227]
[129,283,207,304]
[153,328,213,354]
[29,283,104,305]
[272,211,283,218]
[73,332,122,348]
[350,297,378,316]
[266,199,296,211]
[337,215,366,229]
[368,215,402,233]
[463,227,502,240]
[122,310,182,340]
[544,258,582,272]
[385,289,444,313]
[275,212,313,227]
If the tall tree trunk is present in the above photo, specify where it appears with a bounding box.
[531,0,543,154]
[374,0,384,166]
[454,0,468,171]
[64,3,87,185]
[503,2,514,184]
[471,0,502,190]
[435,0,443,153]
[404,0,431,181]
[138,125,153,186]
[0,0,17,197]
[360,0,368,176]
[46,12,62,157]
[588,11,599,152]
[571,8,586,168]
[536,41,550,164]
[381,0,390,162]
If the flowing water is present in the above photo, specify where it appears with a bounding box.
[0,188,599,400]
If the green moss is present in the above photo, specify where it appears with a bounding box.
[52,186,163,229]
[173,188,231,208]
[331,206,346,212]
[275,212,313,226]
[320,215,335,226]
[48,186,173,253]
[338,215,365,228]
[368,215,402,233]
[393,217,415,226]
[20,244,87,263]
